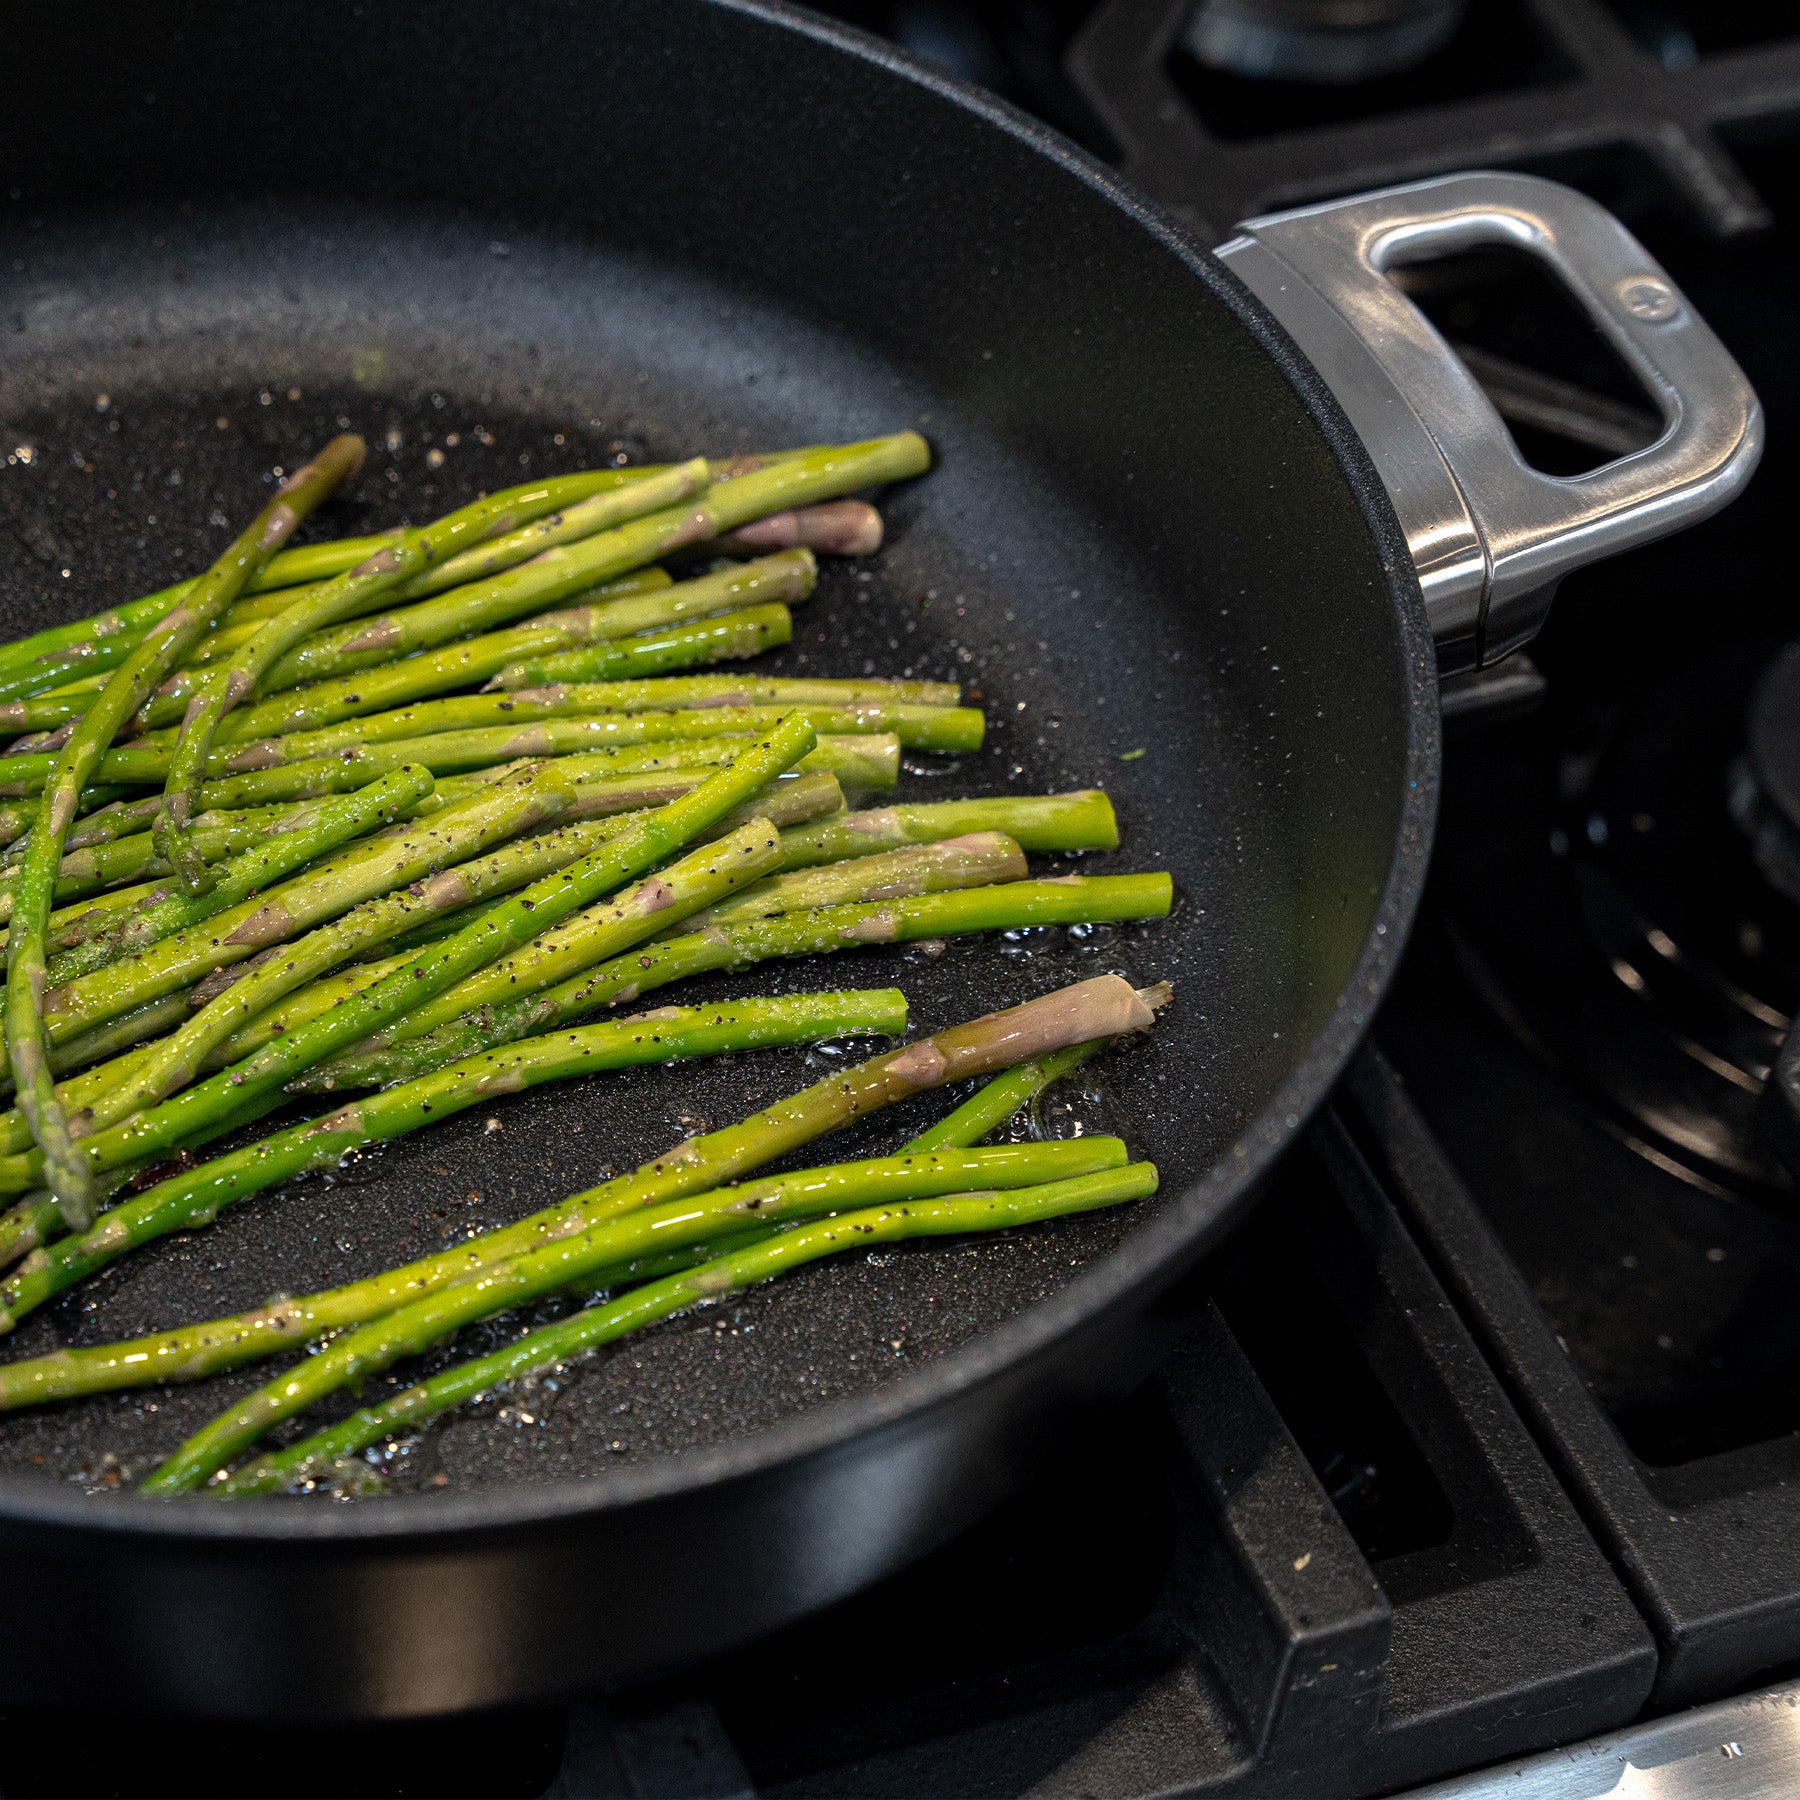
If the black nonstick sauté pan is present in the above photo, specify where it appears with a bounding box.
[0,0,1760,1718]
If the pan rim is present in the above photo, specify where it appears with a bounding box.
[0,0,1440,1542]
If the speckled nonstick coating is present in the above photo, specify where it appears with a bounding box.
[0,0,1435,1716]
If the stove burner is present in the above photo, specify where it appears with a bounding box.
[1434,642,1798,1205]
[1183,0,1466,85]
[1736,639,1800,905]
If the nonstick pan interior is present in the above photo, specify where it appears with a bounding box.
[0,1,1422,1516]
[0,202,1407,1499]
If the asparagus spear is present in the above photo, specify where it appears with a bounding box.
[0,534,382,679]
[0,729,887,819]
[141,601,791,751]
[345,781,846,970]
[42,767,435,988]
[484,672,958,710]
[0,981,906,1342]
[398,817,1016,976]
[94,552,791,759]
[161,434,919,717]
[901,1040,1107,1152]
[161,473,669,671]
[0,808,782,1187]
[4,794,163,862]
[0,717,819,1208]
[0,537,392,711]
[204,772,842,1039]
[180,694,980,764]
[0,812,297,928]
[6,434,366,1231]
[155,466,720,892]
[211,1163,1159,1498]
[67,818,786,1166]
[0,469,652,718]
[386,458,708,600]
[159,1147,1137,1496]
[0,466,663,702]
[20,763,574,1069]
[673,831,1026,932]
[326,820,957,1066]
[0,973,1157,1399]
[297,873,1173,1092]
[0,454,814,698]
[126,812,1102,1089]
[779,791,1119,866]
[45,990,193,1078]
[0,785,449,929]
[1,789,342,867]
[182,453,790,651]
[127,556,675,740]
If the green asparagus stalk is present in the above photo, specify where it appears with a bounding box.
[322,811,873,1064]
[63,818,786,1166]
[0,466,660,705]
[0,729,883,821]
[0,980,906,1349]
[22,763,573,1067]
[129,555,676,740]
[0,1168,140,1275]
[162,434,918,716]
[2,789,364,868]
[210,1163,1158,1498]
[0,554,795,774]
[0,536,393,711]
[42,766,435,988]
[0,788,135,857]
[160,1146,1136,1495]
[157,472,665,677]
[0,808,784,1186]
[24,768,822,1080]
[394,795,1008,979]
[0,471,648,721]
[301,873,1173,1094]
[358,769,845,964]
[213,772,842,1030]
[779,791,1119,866]
[0,811,306,929]
[485,672,956,710]
[387,458,709,600]
[45,990,193,1078]
[102,676,930,786]
[674,830,1026,932]
[6,433,367,1231]
[0,785,448,929]
[154,466,721,892]
[901,1041,1106,1152]
[0,973,1156,1399]
[0,717,818,1209]
[182,695,980,766]
[4,793,162,862]
[150,601,791,751]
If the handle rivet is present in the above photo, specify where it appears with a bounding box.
[1618,277,1679,322]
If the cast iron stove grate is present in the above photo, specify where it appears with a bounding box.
[0,1092,1657,1797]
[1068,0,1800,240]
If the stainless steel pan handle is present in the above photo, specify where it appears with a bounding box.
[1214,171,1764,676]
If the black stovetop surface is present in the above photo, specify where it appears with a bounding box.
[7,3,1800,1795]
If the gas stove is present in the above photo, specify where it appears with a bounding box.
[5,4,1800,1796]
